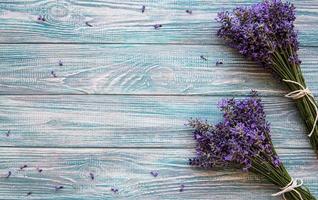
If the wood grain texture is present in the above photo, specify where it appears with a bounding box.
[0,0,317,45]
[1,1,318,199]
[0,148,317,200]
[0,95,312,148]
[1,44,318,95]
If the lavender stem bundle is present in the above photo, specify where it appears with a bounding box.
[216,0,318,153]
[188,92,316,200]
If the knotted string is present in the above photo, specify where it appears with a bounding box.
[272,178,304,200]
[283,79,318,137]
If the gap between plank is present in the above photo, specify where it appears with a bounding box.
[0,146,311,150]
[0,42,317,48]
[0,93,294,97]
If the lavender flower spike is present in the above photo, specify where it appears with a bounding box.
[189,92,275,170]
[188,92,316,200]
[217,0,299,66]
[216,0,318,153]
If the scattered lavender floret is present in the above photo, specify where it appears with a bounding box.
[179,184,185,192]
[58,60,63,66]
[154,24,162,29]
[150,171,158,177]
[200,55,207,61]
[20,165,28,170]
[55,186,64,191]
[5,171,11,178]
[37,15,46,22]
[37,167,43,173]
[51,71,57,78]
[186,10,192,14]
[216,59,223,65]
[85,22,93,27]
[141,5,146,13]
[89,172,94,180]
[111,187,118,193]
[189,91,280,171]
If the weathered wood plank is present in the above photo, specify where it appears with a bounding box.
[0,0,317,45]
[0,44,317,95]
[0,95,312,148]
[0,148,317,200]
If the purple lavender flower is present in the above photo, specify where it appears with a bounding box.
[150,171,158,177]
[188,92,279,171]
[154,24,162,29]
[5,171,11,178]
[85,22,93,27]
[89,172,94,180]
[216,0,318,156]
[216,59,223,65]
[37,167,43,173]
[20,165,28,170]
[179,184,185,192]
[200,55,207,61]
[186,10,192,14]
[55,185,64,191]
[37,15,46,22]
[187,92,317,199]
[111,187,118,193]
[51,71,57,78]
[216,0,300,66]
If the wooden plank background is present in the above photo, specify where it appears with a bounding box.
[0,0,317,199]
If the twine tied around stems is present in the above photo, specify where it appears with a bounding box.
[272,178,304,200]
[283,79,318,137]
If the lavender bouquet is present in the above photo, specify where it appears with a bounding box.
[216,0,318,153]
[188,92,316,200]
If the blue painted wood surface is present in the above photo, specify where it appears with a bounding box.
[0,0,317,199]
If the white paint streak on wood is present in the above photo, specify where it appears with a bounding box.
[0,95,310,148]
[0,0,317,45]
[0,44,317,95]
[0,148,317,200]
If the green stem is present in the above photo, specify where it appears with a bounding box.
[269,50,318,154]
[251,158,316,200]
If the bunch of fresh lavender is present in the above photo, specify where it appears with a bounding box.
[188,92,316,200]
[216,0,318,153]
